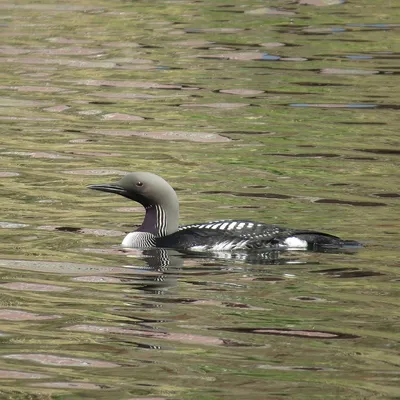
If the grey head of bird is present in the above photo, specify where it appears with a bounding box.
[88,172,180,235]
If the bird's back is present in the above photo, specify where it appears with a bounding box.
[155,219,361,251]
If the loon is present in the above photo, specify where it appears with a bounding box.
[88,172,361,252]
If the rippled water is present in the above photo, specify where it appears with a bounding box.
[0,1,399,399]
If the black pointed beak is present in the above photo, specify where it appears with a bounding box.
[87,183,127,196]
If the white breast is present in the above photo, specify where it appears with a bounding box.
[121,232,156,248]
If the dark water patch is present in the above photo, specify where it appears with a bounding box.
[289,103,377,109]
[66,151,122,157]
[69,138,97,143]
[3,354,119,368]
[374,104,400,110]
[265,152,340,158]
[201,190,292,200]
[183,280,244,289]
[295,82,351,87]
[202,52,307,62]
[314,199,387,207]
[252,276,285,282]
[212,9,243,14]
[283,27,347,35]
[201,41,287,49]
[290,296,328,302]
[298,0,346,5]
[260,89,313,95]
[304,24,398,34]
[212,327,359,339]
[245,185,270,189]
[55,226,81,233]
[311,267,385,278]
[338,121,386,125]
[258,364,337,371]
[267,152,378,161]
[356,148,400,155]
[372,193,400,198]
[221,130,272,135]
[64,129,84,133]
[0,309,61,321]
[140,44,164,49]
[365,95,389,99]
[219,205,261,209]
[89,100,115,105]
[111,313,171,326]
[344,156,377,160]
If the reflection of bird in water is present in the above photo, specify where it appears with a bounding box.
[119,246,322,295]
[88,172,361,254]
[120,248,180,294]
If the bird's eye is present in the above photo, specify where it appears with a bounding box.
[136,181,143,187]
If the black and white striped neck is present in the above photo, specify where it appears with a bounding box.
[139,204,169,237]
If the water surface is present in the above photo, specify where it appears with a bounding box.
[0,1,399,399]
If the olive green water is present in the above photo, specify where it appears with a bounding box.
[0,1,399,399]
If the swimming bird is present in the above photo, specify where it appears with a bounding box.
[88,172,361,252]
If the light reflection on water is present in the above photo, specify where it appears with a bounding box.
[0,0,399,398]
